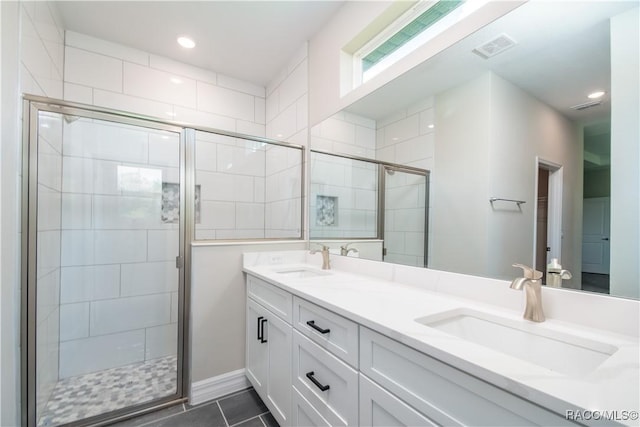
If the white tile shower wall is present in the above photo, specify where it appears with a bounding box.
[265,43,308,237]
[59,118,180,379]
[63,31,266,136]
[310,111,376,158]
[21,1,66,411]
[310,154,378,239]
[265,145,303,238]
[20,1,64,99]
[194,131,267,240]
[377,97,435,266]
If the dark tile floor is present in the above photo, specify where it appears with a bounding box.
[110,388,278,427]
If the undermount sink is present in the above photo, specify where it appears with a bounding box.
[274,268,330,279]
[416,308,618,376]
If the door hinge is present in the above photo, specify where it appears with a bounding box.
[176,256,184,269]
[383,248,387,256]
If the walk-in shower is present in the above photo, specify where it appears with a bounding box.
[22,97,188,427]
[21,96,304,426]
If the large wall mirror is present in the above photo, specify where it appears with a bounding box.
[309,1,639,299]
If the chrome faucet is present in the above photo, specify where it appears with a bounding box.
[310,245,331,270]
[340,243,358,256]
[510,264,545,322]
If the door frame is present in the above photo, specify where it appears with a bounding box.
[21,96,191,427]
[533,157,563,270]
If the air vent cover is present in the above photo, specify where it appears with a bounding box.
[570,100,602,111]
[473,33,517,59]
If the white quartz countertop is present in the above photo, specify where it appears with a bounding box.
[243,257,640,426]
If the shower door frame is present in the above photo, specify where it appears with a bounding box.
[379,164,430,268]
[21,95,192,427]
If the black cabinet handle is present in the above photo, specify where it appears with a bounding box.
[306,320,330,334]
[306,371,330,392]
[260,318,268,343]
[257,316,264,341]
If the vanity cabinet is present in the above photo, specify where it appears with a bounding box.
[246,273,582,427]
[360,327,578,426]
[246,277,292,426]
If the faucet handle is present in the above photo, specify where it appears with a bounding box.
[512,263,543,280]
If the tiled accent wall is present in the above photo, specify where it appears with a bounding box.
[310,152,378,239]
[310,111,376,158]
[36,112,63,416]
[18,1,66,417]
[376,97,435,266]
[63,31,266,136]
[58,117,180,378]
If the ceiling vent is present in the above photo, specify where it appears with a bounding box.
[570,100,602,111]
[473,33,517,59]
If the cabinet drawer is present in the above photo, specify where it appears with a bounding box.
[292,385,331,427]
[247,274,292,323]
[293,330,358,427]
[293,297,359,367]
[360,374,437,427]
[360,327,578,426]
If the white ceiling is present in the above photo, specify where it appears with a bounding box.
[56,1,345,87]
[345,1,636,125]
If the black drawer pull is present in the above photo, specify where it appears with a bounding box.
[306,320,330,334]
[260,318,268,343]
[257,316,264,341]
[305,371,330,392]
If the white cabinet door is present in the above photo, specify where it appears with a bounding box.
[264,305,292,427]
[246,298,268,396]
[247,295,292,426]
[360,374,437,427]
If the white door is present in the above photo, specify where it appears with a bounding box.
[582,197,610,274]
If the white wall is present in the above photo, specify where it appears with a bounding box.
[2,2,65,424]
[610,7,639,299]
[432,72,581,281]
[190,242,305,382]
[0,2,21,423]
[310,111,376,158]
[432,73,492,276]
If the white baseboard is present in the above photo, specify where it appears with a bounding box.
[190,368,250,406]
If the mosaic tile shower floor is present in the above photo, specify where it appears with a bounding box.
[38,355,177,427]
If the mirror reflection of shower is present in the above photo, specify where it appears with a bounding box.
[310,150,429,268]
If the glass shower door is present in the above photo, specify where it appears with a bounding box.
[28,107,184,426]
[382,166,429,267]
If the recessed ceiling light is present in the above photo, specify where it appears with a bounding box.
[587,91,605,99]
[177,36,195,49]
[276,133,284,138]
[428,124,435,129]
[170,77,183,84]
[166,112,176,117]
